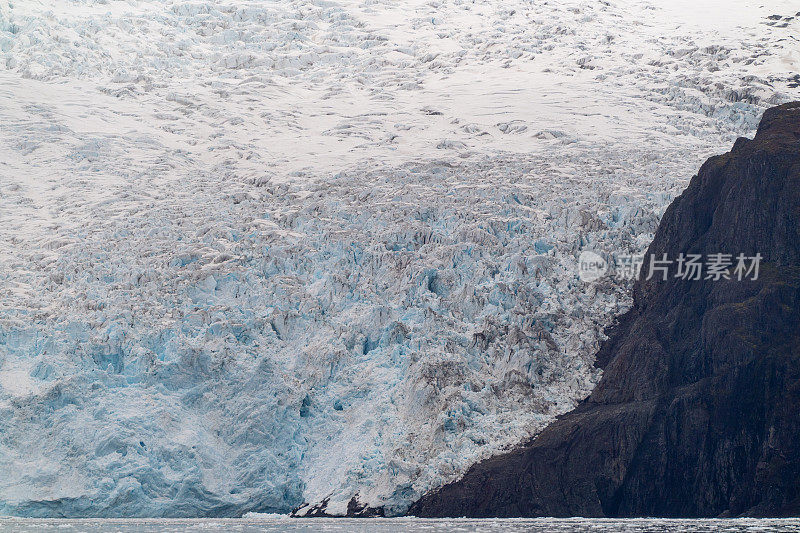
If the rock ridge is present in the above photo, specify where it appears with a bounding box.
[408,102,800,518]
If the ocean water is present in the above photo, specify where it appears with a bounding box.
[1,518,799,533]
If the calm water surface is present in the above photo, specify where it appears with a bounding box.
[1,518,799,532]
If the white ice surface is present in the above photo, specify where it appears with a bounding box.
[0,0,798,517]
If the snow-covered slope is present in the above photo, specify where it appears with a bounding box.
[0,0,797,517]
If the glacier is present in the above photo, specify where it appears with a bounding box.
[0,0,798,518]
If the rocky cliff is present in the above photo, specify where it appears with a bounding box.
[409,102,800,518]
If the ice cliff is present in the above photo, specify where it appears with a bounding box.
[0,0,798,517]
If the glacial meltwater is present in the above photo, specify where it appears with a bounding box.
[1,518,800,533]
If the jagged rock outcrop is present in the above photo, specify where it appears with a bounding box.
[409,102,800,518]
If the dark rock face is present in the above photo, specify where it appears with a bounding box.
[409,102,800,518]
[292,495,386,518]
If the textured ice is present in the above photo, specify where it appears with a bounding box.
[0,0,798,518]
